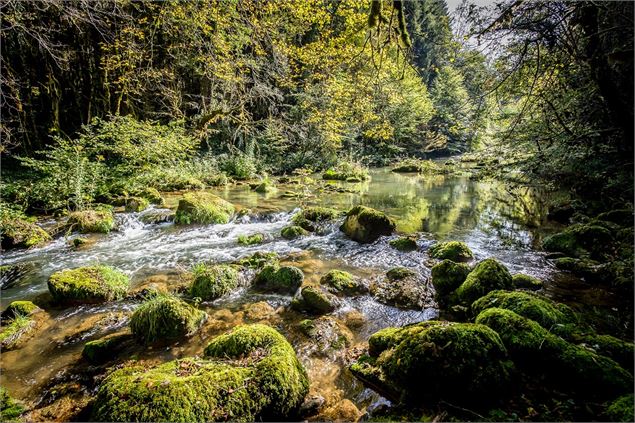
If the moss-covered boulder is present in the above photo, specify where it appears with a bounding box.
[281,225,309,239]
[454,258,512,305]
[190,264,240,301]
[290,286,338,315]
[0,387,24,422]
[253,265,304,294]
[320,270,368,296]
[174,192,235,225]
[349,321,513,405]
[253,180,276,194]
[124,197,150,212]
[292,207,341,233]
[92,324,309,422]
[82,334,133,364]
[237,233,264,245]
[542,223,612,259]
[48,265,129,303]
[605,394,634,422]
[0,217,51,250]
[67,207,116,233]
[512,273,543,290]
[371,268,432,310]
[428,241,473,262]
[431,259,471,301]
[471,290,577,332]
[389,236,418,252]
[236,251,279,269]
[553,257,600,280]
[476,308,632,397]
[140,187,164,205]
[340,205,396,243]
[580,334,635,373]
[130,294,207,344]
[1,301,39,321]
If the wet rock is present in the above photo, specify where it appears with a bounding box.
[553,257,600,280]
[349,321,513,406]
[281,225,309,239]
[242,301,279,323]
[254,265,304,294]
[547,203,574,224]
[476,308,632,398]
[454,258,513,305]
[92,324,309,422]
[48,265,129,304]
[343,310,366,329]
[66,207,116,233]
[297,316,353,357]
[604,394,634,422]
[1,216,51,250]
[293,207,342,233]
[388,236,418,252]
[320,270,368,296]
[1,300,40,321]
[0,387,24,422]
[512,273,543,290]
[124,196,150,212]
[0,301,43,350]
[129,294,207,344]
[428,241,473,262]
[371,267,432,310]
[237,251,279,269]
[430,259,471,303]
[340,205,395,243]
[190,264,240,301]
[70,237,89,249]
[174,192,235,225]
[139,187,164,205]
[138,208,175,225]
[298,394,325,418]
[290,286,339,315]
[82,333,134,364]
[237,233,265,245]
[320,399,361,422]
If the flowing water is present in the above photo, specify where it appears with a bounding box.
[1,167,585,419]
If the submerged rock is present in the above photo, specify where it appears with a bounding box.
[0,217,51,250]
[129,294,207,344]
[428,241,473,262]
[512,273,543,290]
[67,207,116,233]
[236,251,279,269]
[292,207,341,233]
[281,225,309,239]
[320,270,368,296]
[290,286,338,315]
[174,192,235,225]
[389,236,418,252]
[454,258,513,305]
[254,265,304,294]
[48,265,129,303]
[349,321,513,405]
[340,205,395,243]
[92,324,308,422]
[190,264,240,301]
[476,308,632,398]
[297,316,353,357]
[371,267,432,310]
[82,333,133,364]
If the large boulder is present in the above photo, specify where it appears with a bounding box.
[174,192,235,225]
[512,273,543,290]
[476,308,632,398]
[67,207,116,233]
[254,265,304,294]
[92,324,309,422]
[190,264,240,301]
[292,207,341,233]
[340,205,395,243]
[130,294,207,344]
[454,258,513,305]
[542,223,612,259]
[48,265,129,303]
[428,241,473,262]
[349,321,513,405]
[1,217,51,250]
[431,259,471,304]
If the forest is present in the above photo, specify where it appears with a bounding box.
[0,0,633,422]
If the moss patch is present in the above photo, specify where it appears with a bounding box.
[67,207,115,233]
[320,270,368,296]
[48,265,129,303]
[0,217,51,249]
[254,265,304,294]
[190,264,240,301]
[512,273,543,290]
[605,394,634,422]
[174,192,235,225]
[281,225,309,239]
[82,334,132,364]
[389,236,418,252]
[130,294,207,344]
[0,314,36,350]
[455,258,513,305]
[236,251,279,269]
[428,241,473,262]
[1,301,40,320]
[431,259,471,301]
[292,207,341,233]
[290,286,338,315]
[237,233,265,245]
[340,205,396,243]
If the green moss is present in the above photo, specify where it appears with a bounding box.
[130,294,207,344]
[0,387,24,422]
[140,187,164,205]
[391,159,449,175]
[0,217,51,249]
[340,205,396,243]
[292,207,341,232]
[48,265,129,303]
[431,259,471,300]
[455,258,512,305]
[386,267,416,281]
[290,286,338,315]
[174,192,235,225]
[72,237,89,248]
[512,273,543,290]
[471,290,577,332]
[254,265,304,294]
[389,236,418,252]
[351,321,513,405]
[67,207,116,233]
[553,257,600,280]
[190,264,240,301]
[322,164,369,181]
[542,223,613,259]
[476,308,632,397]
[542,231,581,257]
[298,319,316,337]
[1,301,39,320]
[605,394,634,422]
[254,180,276,193]
[237,233,265,245]
[580,334,634,372]
[281,225,309,239]
[428,241,473,262]
[320,270,367,296]
[597,209,633,227]
[82,334,132,364]
[124,196,150,212]
[0,315,35,350]
[236,251,279,269]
